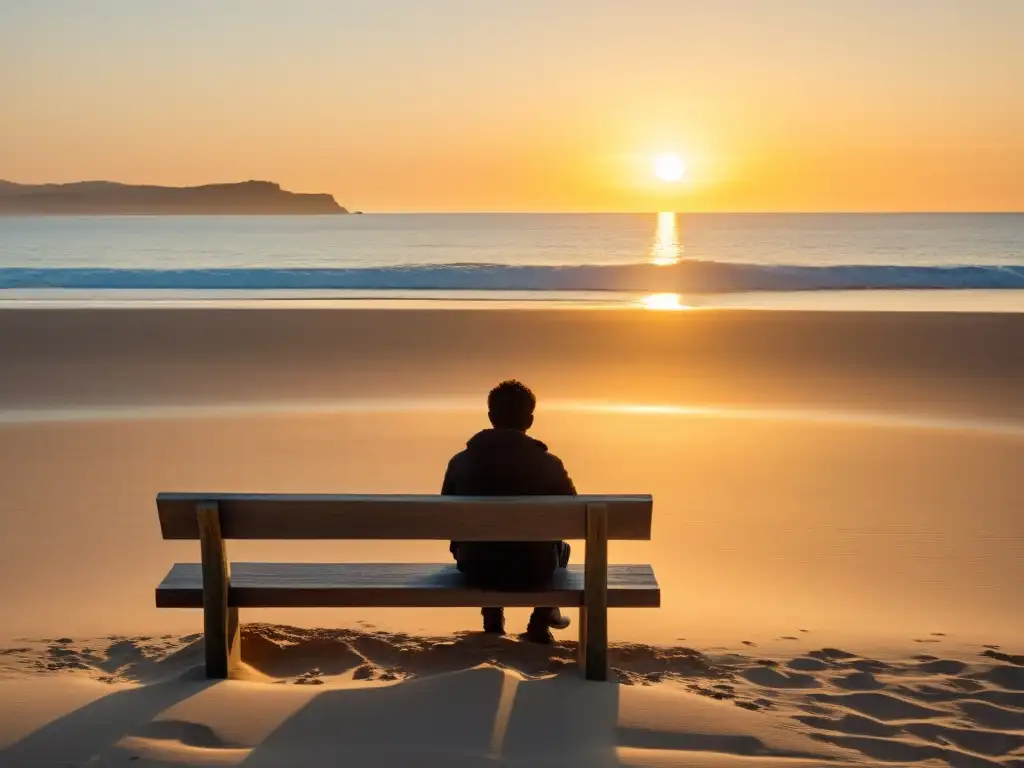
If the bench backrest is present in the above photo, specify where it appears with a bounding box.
[157,493,653,541]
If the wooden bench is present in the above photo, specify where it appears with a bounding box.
[155,493,658,681]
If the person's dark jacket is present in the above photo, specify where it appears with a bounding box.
[442,428,576,583]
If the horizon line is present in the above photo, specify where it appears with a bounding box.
[3,209,1022,216]
[343,210,1024,215]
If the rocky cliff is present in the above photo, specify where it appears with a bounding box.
[0,180,348,214]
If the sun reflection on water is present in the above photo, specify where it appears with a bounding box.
[641,293,688,310]
[644,212,685,309]
[650,211,681,266]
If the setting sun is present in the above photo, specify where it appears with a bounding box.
[653,154,685,183]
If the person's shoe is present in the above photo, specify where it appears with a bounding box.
[546,607,571,631]
[481,607,505,635]
[523,624,555,644]
[529,607,571,632]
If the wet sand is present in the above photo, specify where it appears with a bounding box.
[1,307,1022,420]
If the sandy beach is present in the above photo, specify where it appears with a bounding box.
[1,307,1021,767]
[6,0,1022,760]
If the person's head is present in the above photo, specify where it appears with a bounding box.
[488,379,536,432]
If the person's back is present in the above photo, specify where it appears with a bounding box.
[442,380,575,641]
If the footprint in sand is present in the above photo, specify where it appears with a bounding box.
[903,721,1024,758]
[832,671,885,691]
[810,691,947,722]
[811,732,943,764]
[956,700,1024,731]
[973,689,1024,708]
[136,720,244,750]
[981,649,1024,666]
[687,683,735,700]
[978,665,1024,691]
[797,712,900,738]
[948,677,985,693]
[787,657,831,672]
[740,666,821,689]
[808,648,858,662]
[353,664,376,680]
[846,658,891,673]
[797,702,834,716]
[914,658,967,675]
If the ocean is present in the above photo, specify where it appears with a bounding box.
[1,213,1023,304]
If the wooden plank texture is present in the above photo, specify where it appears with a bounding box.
[197,503,240,679]
[157,493,653,541]
[156,562,660,609]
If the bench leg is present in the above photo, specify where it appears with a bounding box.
[198,502,240,679]
[205,605,241,679]
[580,503,608,681]
[577,606,587,671]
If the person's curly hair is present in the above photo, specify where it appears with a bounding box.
[488,380,536,430]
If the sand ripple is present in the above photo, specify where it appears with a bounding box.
[2,625,1022,767]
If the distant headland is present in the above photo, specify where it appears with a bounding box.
[0,180,348,215]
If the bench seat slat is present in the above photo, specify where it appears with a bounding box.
[156,562,660,609]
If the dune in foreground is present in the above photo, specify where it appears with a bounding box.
[2,625,1023,767]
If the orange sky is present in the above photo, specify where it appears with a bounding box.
[2,2,1022,211]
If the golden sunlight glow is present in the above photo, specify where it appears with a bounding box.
[641,293,687,311]
[2,4,1022,212]
[650,211,680,266]
[653,153,685,182]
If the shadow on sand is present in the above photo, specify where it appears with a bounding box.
[234,667,805,767]
[0,668,215,767]
[236,667,631,767]
[2,666,634,768]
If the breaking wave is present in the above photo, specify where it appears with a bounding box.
[2,262,1023,293]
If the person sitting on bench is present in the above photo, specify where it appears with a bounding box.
[442,380,575,643]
